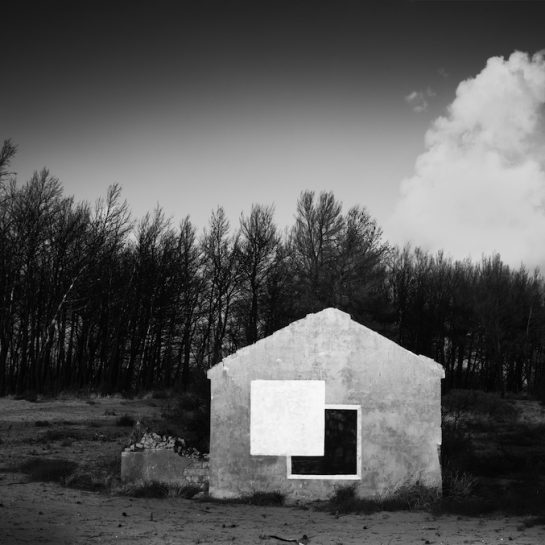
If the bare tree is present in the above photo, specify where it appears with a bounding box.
[0,139,17,184]
[171,217,203,389]
[199,207,241,368]
[238,204,279,344]
[291,190,344,311]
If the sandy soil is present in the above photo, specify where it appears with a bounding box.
[1,397,544,545]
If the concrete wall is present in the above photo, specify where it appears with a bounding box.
[207,308,444,502]
[121,450,209,490]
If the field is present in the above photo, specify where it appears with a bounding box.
[1,394,545,545]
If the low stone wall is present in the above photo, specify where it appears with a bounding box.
[121,450,209,490]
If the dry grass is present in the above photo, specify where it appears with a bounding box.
[116,480,202,498]
[440,391,545,516]
[442,467,477,500]
[326,483,440,514]
[4,390,544,518]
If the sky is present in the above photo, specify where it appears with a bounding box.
[2,0,545,269]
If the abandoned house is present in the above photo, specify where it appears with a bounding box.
[206,308,444,502]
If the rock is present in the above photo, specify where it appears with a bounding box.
[125,429,208,460]
[192,491,207,500]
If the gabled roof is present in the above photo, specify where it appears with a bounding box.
[207,307,444,379]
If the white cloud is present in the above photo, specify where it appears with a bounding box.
[389,51,545,270]
[405,87,436,113]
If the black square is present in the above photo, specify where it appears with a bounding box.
[291,408,358,475]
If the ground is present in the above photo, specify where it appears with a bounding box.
[1,396,545,545]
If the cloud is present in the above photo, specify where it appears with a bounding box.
[405,87,436,113]
[389,51,545,270]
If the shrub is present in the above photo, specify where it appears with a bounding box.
[66,469,112,491]
[327,483,439,514]
[116,414,136,427]
[66,471,110,491]
[246,491,284,506]
[175,392,204,412]
[14,391,38,402]
[329,485,358,510]
[442,467,477,500]
[440,421,474,472]
[170,484,202,498]
[34,420,51,427]
[161,391,210,453]
[443,389,519,426]
[65,455,120,492]
[390,483,441,510]
[522,515,545,528]
[326,485,389,514]
[467,453,520,477]
[120,481,169,498]
[37,429,84,443]
[439,477,545,517]
[116,480,203,499]
[17,458,78,483]
[497,423,545,447]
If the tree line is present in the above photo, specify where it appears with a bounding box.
[1,139,545,399]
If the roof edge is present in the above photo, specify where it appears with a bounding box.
[207,308,444,379]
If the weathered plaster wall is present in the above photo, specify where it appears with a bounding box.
[207,308,443,502]
[121,451,209,490]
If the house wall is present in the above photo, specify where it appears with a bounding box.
[121,450,209,490]
[208,309,443,502]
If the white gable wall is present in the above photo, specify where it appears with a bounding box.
[207,308,443,502]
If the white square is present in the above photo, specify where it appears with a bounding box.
[250,380,325,456]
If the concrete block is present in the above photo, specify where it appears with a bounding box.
[182,467,201,477]
[121,450,196,485]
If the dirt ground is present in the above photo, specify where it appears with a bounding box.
[1,396,545,545]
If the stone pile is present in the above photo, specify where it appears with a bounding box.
[124,431,208,460]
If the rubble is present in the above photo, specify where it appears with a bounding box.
[124,429,208,460]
